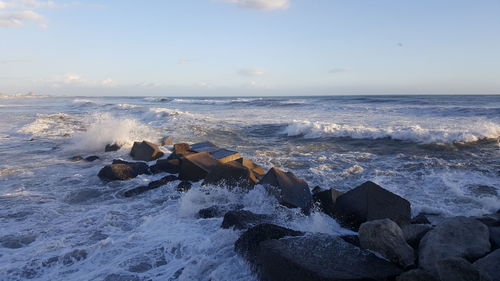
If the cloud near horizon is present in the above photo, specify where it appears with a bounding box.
[224,0,289,11]
[238,68,265,77]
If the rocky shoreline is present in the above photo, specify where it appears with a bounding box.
[73,138,500,281]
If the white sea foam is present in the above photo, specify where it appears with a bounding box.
[17,113,84,138]
[283,120,500,144]
[72,98,98,105]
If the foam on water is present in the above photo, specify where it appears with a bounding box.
[18,113,84,139]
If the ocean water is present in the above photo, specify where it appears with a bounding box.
[0,95,499,280]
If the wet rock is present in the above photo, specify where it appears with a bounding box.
[402,223,432,248]
[221,210,272,230]
[178,152,220,182]
[130,140,164,161]
[437,257,491,281]
[313,187,344,217]
[419,216,491,275]
[176,181,192,192]
[255,233,402,281]
[234,158,266,179]
[70,155,84,161]
[167,143,193,160]
[105,143,122,152]
[473,249,500,281]
[358,219,415,268]
[61,249,87,265]
[333,181,411,230]
[209,148,241,163]
[150,159,180,174]
[160,136,173,146]
[475,213,500,227]
[198,204,244,218]
[259,167,313,213]
[85,155,100,162]
[396,269,439,281]
[190,141,218,153]
[112,159,150,175]
[103,274,141,281]
[489,227,500,249]
[339,235,360,247]
[411,213,431,224]
[234,223,304,263]
[123,175,178,197]
[98,164,138,181]
[202,161,258,188]
[0,234,36,249]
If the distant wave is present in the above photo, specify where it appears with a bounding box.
[283,120,500,144]
[144,97,172,102]
[0,93,51,99]
[72,98,99,106]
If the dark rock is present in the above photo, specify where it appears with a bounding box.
[221,210,272,230]
[402,224,432,249]
[150,159,180,174]
[178,152,220,182]
[209,148,241,163]
[411,213,431,224]
[259,167,313,213]
[396,269,439,281]
[112,159,150,175]
[234,223,304,263]
[202,161,258,188]
[85,155,100,162]
[234,158,266,179]
[98,164,137,181]
[105,143,121,152]
[167,143,192,160]
[160,136,173,146]
[311,185,322,194]
[419,216,491,275]
[339,235,360,247]
[61,249,87,266]
[437,257,491,281]
[130,140,164,161]
[123,175,178,197]
[489,227,500,249]
[198,204,244,219]
[255,233,402,281]
[313,187,344,217]
[70,155,84,161]
[333,181,411,230]
[176,181,192,192]
[358,219,415,268]
[474,249,500,281]
[190,141,218,152]
[475,213,500,227]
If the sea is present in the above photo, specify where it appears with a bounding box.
[0,94,499,280]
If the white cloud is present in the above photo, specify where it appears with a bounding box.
[238,68,265,77]
[42,73,116,88]
[0,9,43,27]
[224,0,289,10]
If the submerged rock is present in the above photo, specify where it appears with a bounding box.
[437,257,491,281]
[85,155,100,162]
[419,216,491,275]
[198,204,244,219]
[221,210,272,230]
[105,143,121,152]
[333,181,411,230]
[98,160,150,181]
[259,167,312,213]
[70,155,84,161]
[176,181,192,192]
[358,219,415,268]
[255,233,402,281]
[473,249,500,281]
[123,175,178,197]
[130,140,164,161]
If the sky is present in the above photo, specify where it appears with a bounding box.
[1,0,500,96]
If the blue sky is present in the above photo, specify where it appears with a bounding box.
[1,0,499,96]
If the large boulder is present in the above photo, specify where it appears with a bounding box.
[255,233,402,281]
[167,143,193,160]
[358,219,415,268]
[489,227,500,249]
[396,269,439,281]
[202,161,258,188]
[437,257,491,281]
[259,167,312,213]
[234,158,266,179]
[401,224,432,248]
[221,210,272,230]
[419,216,491,275]
[150,159,180,174]
[473,249,500,281]
[98,164,138,181]
[112,159,150,175]
[105,143,121,152]
[190,141,218,153]
[130,141,164,161]
[313,187,344,217]
[209,148,241,163]
[234,223,304,263]
[178,152,221,181]
[333,181,411,230]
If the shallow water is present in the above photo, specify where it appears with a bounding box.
[0,95,499,280]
